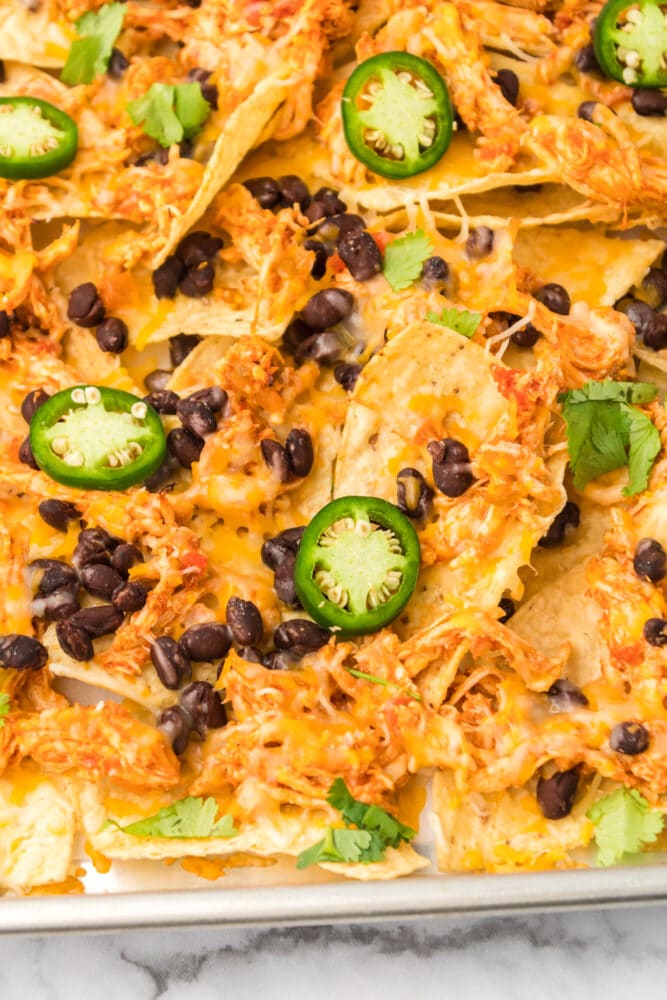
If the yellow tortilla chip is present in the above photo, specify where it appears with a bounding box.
[0,4,73,67]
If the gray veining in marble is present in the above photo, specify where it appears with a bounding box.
[0,906,662,999]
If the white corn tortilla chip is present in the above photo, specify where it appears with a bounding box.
[0,4,73,67]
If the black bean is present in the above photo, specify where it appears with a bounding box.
[633,537,666,582]
[243,177,281,209]
[19,436,39,469]
[169,333,201,367]
[95,316,128,354]
[432,462,474,497]
[643,268,667,309]
[643,313,667,350]
[577,100,599,122]
[261,527,304,571]
[619,298,655,338]
[278,175,310,210]
[297,331,344,366]
[465,226,494,259]
[610,721,649,755]
[27,558,79,596]
[261,439,291,482]
[337,230,383,282]
[327,213,366,243]
[536,768,579,820]
[38,499,80,533]
[107,46,129,79]
[179,622,232,661]
[167,427,204,468]
[273,618,330,655]
[263,650,297,670]
[197,79,218,110]
[0,61,5,85]
[547,678,589,711]
[186,386,227,413]
[493,68,519,106]
[631,89,667,116]
[226,596,263,646]
[144,389,179,414]
[0,634,48,670]
[237,645,264,663]
[179,681,227,736]
[334,362,361,393]
[150,636,192,690]
[157,704,193,755]
[67,282,105,327]
[55,620,93,661]
[535,282,570,315]
[111,543,144,577]
[274,555,300,606]
[511,323,540,348]
[498,597,515,623]
[422,256,449,282]
[72,528,118,570]
[30,587,80,621]
[175,231,223,269]
[574,44,601,73]
[539,501,580,548]
[134,147,170,168]
[428,438,470,464]
[397,467,433,519]
[304,187,346,222]
[643,617,667,647]
[285,428,314,477]
[70,605,124,637]
[20,388,50,423]
[179,139,195,160]
[144,369,172,393]
[283,317,313,351]
[0,311,9,338]
[179,262,215,298]
[80,563,124,600]
[303,239,332,280]
[152,256,185,299]
[143,455,179,492]
[301,288,353,331]
[111,581,148,612]
[176,398,217,437]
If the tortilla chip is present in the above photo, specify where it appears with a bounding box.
[0,5,73,68]
[513,229,664,307]
[0,769,77,892]
[335,321,566,629]
[432,771,594,873]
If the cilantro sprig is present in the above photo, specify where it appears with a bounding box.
[558,380,661,497]
[296,779,416,869]
[382,230,433,292]
[127,83,211,148]
[426,307,481,339]
[587,788,664,867]
[0,693,10,729]
[108,796,238,839]
[61,3,126,86]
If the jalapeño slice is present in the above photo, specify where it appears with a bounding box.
[0,98,78,180]
[594,0,667,87]
[294,496,420,637]
[30,385,166,491]
[341,52,453,179]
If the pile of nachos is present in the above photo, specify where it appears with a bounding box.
[3,0,667,894]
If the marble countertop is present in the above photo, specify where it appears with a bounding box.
[0,905,662,998]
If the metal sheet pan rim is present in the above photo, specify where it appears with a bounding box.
[4,865,667,935]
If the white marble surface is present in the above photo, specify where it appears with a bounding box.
[0,906,663,998]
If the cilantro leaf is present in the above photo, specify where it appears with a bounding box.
[127,82,210,147]
[127,84,183,147]
[559,379,661,496]
[382,230,433,292]
[0,693,10,729]
[296,827,373,869]
[110,796,238,839]
[174,82,211,139]
[587,788,664,867]
[426,307,481,339]
[61,2,126,86]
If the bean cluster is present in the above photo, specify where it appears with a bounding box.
[67,282,129,355]
[152,230,223,301]
[617,251,667,350]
